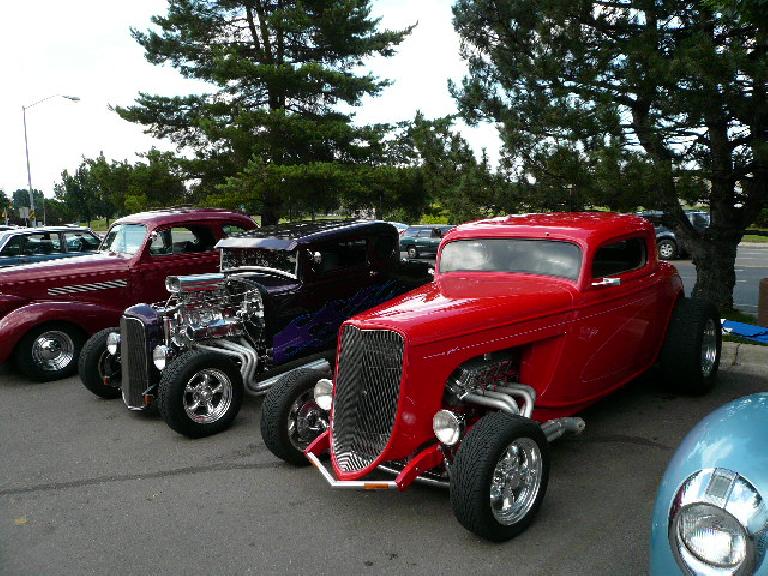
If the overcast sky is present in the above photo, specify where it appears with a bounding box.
[0,0,501,198]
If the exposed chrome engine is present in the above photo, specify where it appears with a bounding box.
[147,272,270,392]
[439,349,585,449]
[446,351,536,418]
[163,272,265,345]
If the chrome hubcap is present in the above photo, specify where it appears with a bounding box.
[659,242,674,259]
[287,389,327,451]
[183,369,233,424]
[701,318,718,377]
[31,331,75,372]
[489,438,543,525]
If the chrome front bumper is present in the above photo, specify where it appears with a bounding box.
[305,452,397,490]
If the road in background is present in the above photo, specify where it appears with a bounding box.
[674,245,767,314]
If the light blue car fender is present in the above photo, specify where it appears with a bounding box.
[650,393,768,575]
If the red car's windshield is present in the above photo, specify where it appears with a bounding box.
[440,238,582,280]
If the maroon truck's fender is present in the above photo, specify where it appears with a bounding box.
[0,294,27,318]
[0,301,124,364]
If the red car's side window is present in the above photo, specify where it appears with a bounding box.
[591,237,648,278]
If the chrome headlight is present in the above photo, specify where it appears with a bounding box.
[152,344,169,371]
[677,504,746,567]
[106,332,120,356]
[432,409,461,446]
[669,468,767,575]
[313,379,333,412]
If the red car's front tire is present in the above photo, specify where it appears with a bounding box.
[450,412,550,542]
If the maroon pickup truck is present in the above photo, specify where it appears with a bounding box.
[0,208,255,381]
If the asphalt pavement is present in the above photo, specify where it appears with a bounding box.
[0,344,766,576]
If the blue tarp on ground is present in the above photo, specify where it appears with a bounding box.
[722,320,768,344]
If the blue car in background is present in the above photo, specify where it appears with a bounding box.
[0,226,102,268]
[650,393,768,575]
[398,224,455,259]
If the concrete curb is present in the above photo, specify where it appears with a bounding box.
[740,242,768,248]
[722,341,768,371]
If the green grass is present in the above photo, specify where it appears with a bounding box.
[723,309,758,324]
[743,234,768,243]
[71,217,110,231]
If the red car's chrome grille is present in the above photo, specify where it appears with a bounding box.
[332,325,403,473]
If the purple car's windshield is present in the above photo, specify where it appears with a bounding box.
[102,224,148,255]
[439,238,582,280]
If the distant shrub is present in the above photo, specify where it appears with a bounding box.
[419,214,450,224]
[754,207,768,229]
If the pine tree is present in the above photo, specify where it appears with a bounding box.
[453,0,768,310]
[116,0,412,224]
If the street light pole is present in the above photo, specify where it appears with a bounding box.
[21,94,80,227]
[22,105,33,226]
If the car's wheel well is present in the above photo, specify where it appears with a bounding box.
[13,321,88,356]
[12,320,89,381]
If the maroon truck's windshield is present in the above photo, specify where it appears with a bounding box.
[440,238,582,280]
[102,224,148,255]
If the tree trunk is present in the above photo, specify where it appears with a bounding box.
[260,191,280,226]
[687,236,740,312]
[261,211,279,226]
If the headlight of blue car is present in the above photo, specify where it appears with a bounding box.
[668,468,767,575]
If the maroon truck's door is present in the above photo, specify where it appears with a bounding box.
[131,222,222,304]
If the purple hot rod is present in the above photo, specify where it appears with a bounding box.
[79,220,432,438]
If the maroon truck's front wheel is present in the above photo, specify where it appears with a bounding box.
[14,323,85,382]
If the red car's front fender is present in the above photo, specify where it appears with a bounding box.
[0,301,124,364]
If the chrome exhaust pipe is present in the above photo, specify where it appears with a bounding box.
[463,384,536,418]
[541,417,586,442]
[493,384,536,418]
[196,343,250,382]
[215,340,258,384]
[464,392,519,415]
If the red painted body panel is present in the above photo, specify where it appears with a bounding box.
[0,209,255,365]
[0,302,125,362]
[326,212,685,481]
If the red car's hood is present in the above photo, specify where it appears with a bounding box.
[0,252,131,299]
[351,273,576,345]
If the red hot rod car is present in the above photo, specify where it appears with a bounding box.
[260,212,721,541]
[0,208,254,381]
